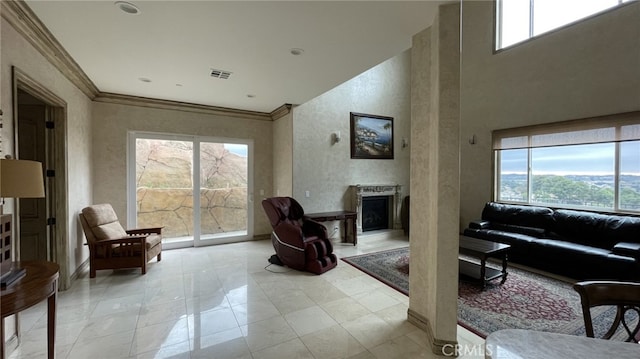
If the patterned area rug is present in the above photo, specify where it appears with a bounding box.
[342,247,634,339]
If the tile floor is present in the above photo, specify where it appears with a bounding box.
[6,231,484,359]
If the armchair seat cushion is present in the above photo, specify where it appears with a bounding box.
[145,234,163,249]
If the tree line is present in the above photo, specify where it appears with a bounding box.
[501,174,640,210]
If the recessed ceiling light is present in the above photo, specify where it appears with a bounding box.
[138,77,151,83]
[115,1,140,15]
[290,48,305,56]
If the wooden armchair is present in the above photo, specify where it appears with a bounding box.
[79,203,162,278]
[573,280,640,342]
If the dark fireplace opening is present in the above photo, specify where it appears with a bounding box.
[362,196,389,232]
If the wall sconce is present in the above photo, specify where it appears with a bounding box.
[401,138,409,148]
[332,131,341,144]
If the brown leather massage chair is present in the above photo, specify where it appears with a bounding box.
[261,197,337,274]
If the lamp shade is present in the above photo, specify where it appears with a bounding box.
[0,159,45,198]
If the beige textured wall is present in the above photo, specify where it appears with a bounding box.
[91,102,273,237]
[272,110,293,197]
[1,19,93,281]
[409,3,460,351]
[460,1,640,227]
[292,51,412,213]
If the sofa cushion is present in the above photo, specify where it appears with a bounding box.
[535,239,612,258]
[481,202,554,229]
[463,229,538,247]
[612,242,640,259]
[491,223,546,238]
[469,220,490,229]
[552,210,640,249]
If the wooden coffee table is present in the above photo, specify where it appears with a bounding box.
[459,235,510,289]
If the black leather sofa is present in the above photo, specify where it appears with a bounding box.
[463,202,640,281]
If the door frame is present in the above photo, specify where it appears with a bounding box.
[12,67,69,289]
[127,131,254,249]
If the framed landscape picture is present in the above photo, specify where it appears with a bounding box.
[350,112,394,159]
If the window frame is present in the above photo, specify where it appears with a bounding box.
[493,112,640,214]
[126,131,255,249]
[495,0,634,51]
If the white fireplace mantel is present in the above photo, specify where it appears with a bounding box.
[349,184,402,233]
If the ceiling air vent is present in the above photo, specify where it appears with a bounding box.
[210,68,232,79]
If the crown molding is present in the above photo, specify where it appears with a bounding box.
[94,93,273,121]
[1,0,100,99]
[270,104,293,120]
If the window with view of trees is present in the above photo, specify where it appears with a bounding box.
[496,0,634,50]
[494,112,640,213]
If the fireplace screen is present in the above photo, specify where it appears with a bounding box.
[362,196,389,231]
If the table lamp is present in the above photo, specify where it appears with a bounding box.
[0,158,46,288]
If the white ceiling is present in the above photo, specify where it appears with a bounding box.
[25,0,447,113]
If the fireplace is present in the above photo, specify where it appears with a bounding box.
[349,184,402,233]
[362,196,389,231]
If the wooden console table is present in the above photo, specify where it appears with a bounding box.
[1,261,59,359]
[305,211,358,245]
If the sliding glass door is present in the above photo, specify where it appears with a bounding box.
[197,140,250,246]
[128,132,253,249]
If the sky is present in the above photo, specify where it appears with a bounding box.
[224,143,248,157]
[500,142,640,175]
[500,0,627,48]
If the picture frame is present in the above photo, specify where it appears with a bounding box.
[350,112,394,159]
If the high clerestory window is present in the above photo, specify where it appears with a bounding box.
[493,112,640,213]
[496,0,635,50]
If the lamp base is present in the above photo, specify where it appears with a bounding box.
[1,266,26,289]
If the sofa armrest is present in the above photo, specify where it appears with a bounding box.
[612,242,640,259]
[469,220,490,229]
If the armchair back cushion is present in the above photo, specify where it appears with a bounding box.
[81,203,128,241]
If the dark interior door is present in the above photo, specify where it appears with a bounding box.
[17,90,49,261]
